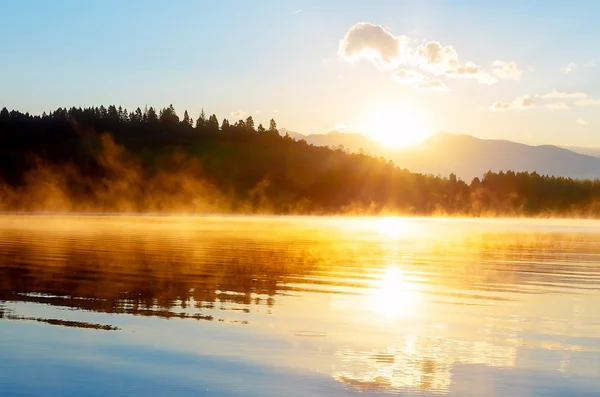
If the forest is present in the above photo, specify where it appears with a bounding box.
[1,104,600,217]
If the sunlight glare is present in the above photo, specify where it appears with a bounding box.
[363,104,429,147]
[378,217,410,239]
[371,266,421,318]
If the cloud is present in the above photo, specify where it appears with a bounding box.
[415,79,450,92]
[230,110,247,118]
[575,99,600,106]
[576,118,588,125]
[417,41,458,73]
[545,102,570,110]
[339,23,517,86]
[338,23,408,68]
[489,95,535,111]
[584,59,596,67]
[513,96,535,108]
[540,90,588,99]
[445,61,497,84]
[491,61,523,80]
[416,41,496,84]
[392,69,424,84]
[489,102,511,112]
[564,62,577,73]
[333,122,350,130]
[292,9,303,14]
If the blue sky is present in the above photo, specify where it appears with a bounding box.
[1,0,600,146]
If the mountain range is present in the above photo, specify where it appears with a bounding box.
[278,128,600,181]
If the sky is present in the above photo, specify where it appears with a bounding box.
[1,0,600,147]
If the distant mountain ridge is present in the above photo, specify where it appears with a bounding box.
[279,129,600,181]
[278,128,382,154]
[560,146,600,158]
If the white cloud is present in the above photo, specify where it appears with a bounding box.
[339,23,519,86]
[491,61,523,80]
[392,69,424,84]
[564,62,577,73]
[415,79,450,92]
[292,9,303,14]
[230,110,247,118]
[338,22,409,69]
[446,61,497,85]
[417,41,458,74]
[489,95,535,111]
[540,90,588,99]
[575,99,600,106]
[584,59,596,67]
[273,109,279,113]
[416,41,496,84]
[576,118,588,125]
[545,102,570,110]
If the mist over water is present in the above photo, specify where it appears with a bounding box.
[1,215,599,396]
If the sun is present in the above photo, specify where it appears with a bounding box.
[363,103,429,148]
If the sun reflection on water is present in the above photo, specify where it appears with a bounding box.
[3,216,600,396]
[371,267,422,318]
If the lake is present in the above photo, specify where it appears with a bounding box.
[0,215,599,396]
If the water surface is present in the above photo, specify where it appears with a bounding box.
[1,215,599,396]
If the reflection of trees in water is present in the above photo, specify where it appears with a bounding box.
[0,231,333,321]
[4,311,120,330]
[1,219,599,334]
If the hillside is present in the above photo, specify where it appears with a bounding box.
[2,105,600,216]
[282,129,600,181]
[396,133,600,181]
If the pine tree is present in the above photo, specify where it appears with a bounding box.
[196,108,206,129]
[268,118,278,135]
[134,107,143,123]
[147,107,158,122]
[245,116,255,132]
[183,110,192,126]
[207,114,219,131]
[159,104,179,124]
[221,118,230,131]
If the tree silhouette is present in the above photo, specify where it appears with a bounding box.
[147,107,158,123]
[160,104,179,124]
[245,116,255,132]
[269,119,278,135]
[207,114,219,132]
[182,110,192,127]
[221,118,230,131]
[196,109,206,129]
[1,104,599,216]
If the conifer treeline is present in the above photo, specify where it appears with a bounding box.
[1,105,600,216]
